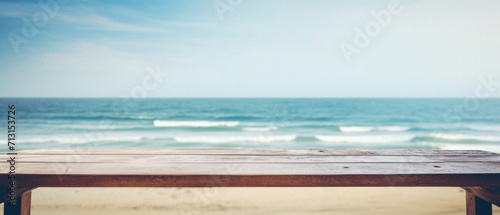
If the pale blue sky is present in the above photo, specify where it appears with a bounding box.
[1,0,499,97]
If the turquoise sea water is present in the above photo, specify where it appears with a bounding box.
[1,98,500,152]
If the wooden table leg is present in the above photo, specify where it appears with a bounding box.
[467,190,492,215]
[3,191,32,215]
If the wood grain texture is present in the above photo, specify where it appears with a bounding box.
[2,162,500,175]
[0,149,499,187]
[12,148,498,156]
[7,154,500,163]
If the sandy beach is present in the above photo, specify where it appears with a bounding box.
[2,187,497,215]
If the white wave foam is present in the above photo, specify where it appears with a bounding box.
[339,126,373,132]
[153,120,239,127]
[377,126,411,132]
[242,126,278,132]
[18,138,87,144]
[19,136,144,144]
[174,135,296,143]
[315,135,414,143]
[339,126,410,133]
[469,125,500,132]
[429,134,500,142]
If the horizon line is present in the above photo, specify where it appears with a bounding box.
[1,97,499,99]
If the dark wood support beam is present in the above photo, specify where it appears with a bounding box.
[3,190,32,215]
[1,187,37,204]
[463,187,500,215]
[466,190,492,215]
[463,187,500,207]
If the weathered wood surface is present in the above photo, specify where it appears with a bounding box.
[1,149,500,187]
[14,148,499,155]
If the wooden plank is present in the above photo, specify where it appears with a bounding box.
[3,191,32,215]
[4,154,500,163]
[1,162,500,175]
[8,149,497,156]
[1,149,498,188]
[466,190,492,215]
[4,174,500,187]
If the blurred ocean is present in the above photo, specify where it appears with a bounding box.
[1,98,500,152]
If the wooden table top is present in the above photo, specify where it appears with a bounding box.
[2,149,500,187]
